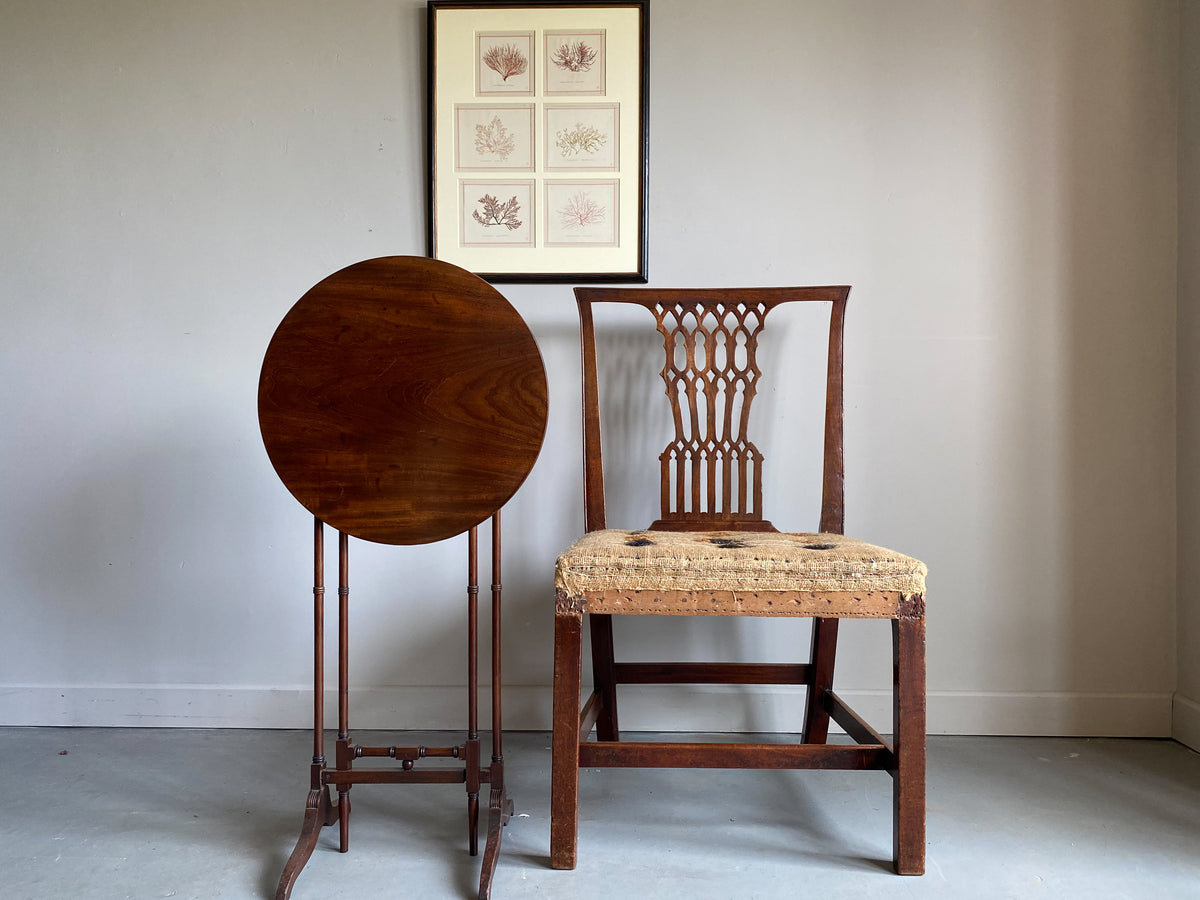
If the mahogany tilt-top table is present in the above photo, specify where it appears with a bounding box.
[258,256,548,900]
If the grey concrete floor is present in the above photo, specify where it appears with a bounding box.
[2,729,1199,899]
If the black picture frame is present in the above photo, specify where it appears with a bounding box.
[428,0,649,283]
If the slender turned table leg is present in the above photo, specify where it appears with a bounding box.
[550,610,583,870]
[478,512,512,900]
[892,614,927,875]
[276,518,340,900]
[277,514,518,900]
[466,526,481,857]
[336,531,352,853]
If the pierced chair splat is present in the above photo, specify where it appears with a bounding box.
[258,256,548,900]
[550,286,927,875]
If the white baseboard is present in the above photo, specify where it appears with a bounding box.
[0,683,1174,737]
[1173,693,1200,751]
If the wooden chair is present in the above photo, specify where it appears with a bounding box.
[258,256,548,900]
[550,286,927,874]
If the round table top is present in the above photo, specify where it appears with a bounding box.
[258,256,548,545]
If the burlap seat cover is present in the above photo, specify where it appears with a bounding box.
[556,530,926,616]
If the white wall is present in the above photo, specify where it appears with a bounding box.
[1177,0,1200,752]
[0,0,1181,735]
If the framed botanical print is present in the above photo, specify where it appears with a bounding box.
[476,31,535,94]
[455,104,535,170]
[428,1,648,282]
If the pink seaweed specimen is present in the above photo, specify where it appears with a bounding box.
[559,191,605,229]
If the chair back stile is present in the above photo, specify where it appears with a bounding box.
[820,294,847,535]
[578,298,607,533]
[575,286,851,536]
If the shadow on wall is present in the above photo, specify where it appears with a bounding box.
[1057,1,1176,728]
[988,3,1176,731]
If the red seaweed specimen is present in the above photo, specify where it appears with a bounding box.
[483,43,528,81]
[551,41,597,72]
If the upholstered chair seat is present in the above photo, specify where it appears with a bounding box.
[557,529,926,616]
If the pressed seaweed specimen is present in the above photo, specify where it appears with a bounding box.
[474,116,516,159]
[555,122,607,157]
[558,191,605,229]
[482,43,528,81]
[551,41,597,72]
[473,194,523,230]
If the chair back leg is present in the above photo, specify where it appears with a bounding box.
[802,617,840,743]
[588,614,620,741]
